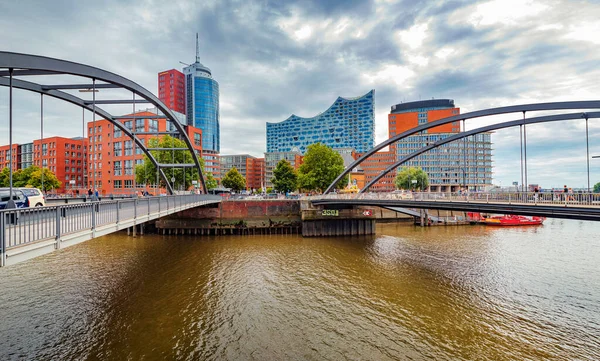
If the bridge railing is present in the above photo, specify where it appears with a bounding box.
[307,191,600,207]
[0,194,221,265]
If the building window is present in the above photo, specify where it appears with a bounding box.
[114,142,122,157]
[124,140,133,156]
[114,161,122,176]
[114,180,122,189]
[125,160,133,175]
[149,120,158,132]
[135,119,145,131]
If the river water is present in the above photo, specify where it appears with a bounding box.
[0,219,598,360]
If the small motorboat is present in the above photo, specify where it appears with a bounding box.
[483,214,545,226]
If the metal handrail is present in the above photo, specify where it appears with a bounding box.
[306,191,600,207]
[0,194,221,266]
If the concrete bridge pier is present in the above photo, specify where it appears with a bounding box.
[301,203,376,237]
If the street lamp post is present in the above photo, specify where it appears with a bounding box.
[79,85,99,201]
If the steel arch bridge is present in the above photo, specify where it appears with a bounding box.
[325,101,600,194]
[361,111,600,193]
[0,51,206,194]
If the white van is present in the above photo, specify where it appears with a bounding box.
[19,188,46,207]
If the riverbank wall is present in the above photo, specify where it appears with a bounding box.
[150,200,465,236]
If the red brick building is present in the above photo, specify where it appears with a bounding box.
[246,157,265,190]
[354,150,396,192]
[0,144,19,171]
[88,111,202,195]
[33,137,88,193]
[158,69,186,114]
[0,138,88,194]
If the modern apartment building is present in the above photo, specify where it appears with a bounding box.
[220,154,266,191]
[354,150,397,192]
[87,110,202,195]
[266,90,375,154]
[158,69,186,114]
[19,143,33,169]
[0,138,87,193]
[33,137,88,193]
[221,154,253,177]
[0,144,19,171]
[246,157,265,191]
[264,151,303,189]
[388,99,492,192]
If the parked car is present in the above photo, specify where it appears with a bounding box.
[0,189,30,209]
[19,188,45,207]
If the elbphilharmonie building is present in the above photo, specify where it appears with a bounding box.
[266,90,375,154]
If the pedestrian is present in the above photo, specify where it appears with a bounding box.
[87,188,93,197]
[534,187,539,202]
[563,185,568,202]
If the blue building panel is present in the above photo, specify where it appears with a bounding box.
[266,90,375,154]
[184,61,220,153]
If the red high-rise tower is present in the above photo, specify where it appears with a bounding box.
[158,69,185,114]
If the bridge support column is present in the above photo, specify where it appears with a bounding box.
[302,206,376,237]
[301,219,375,237]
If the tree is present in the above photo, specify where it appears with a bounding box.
[297,143,347,192]
[272,159,297,194]
[0,167,9,187]
[395,166,429,191]
[134,135,216,191]
[204,172,218,191]
[594,182,600,193]
[221,167,246,192]
[0,165,61,191]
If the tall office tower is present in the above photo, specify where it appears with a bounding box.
[183,35,220,154]
[388,99,493,192]
[266,90,375,154]
[158,69,186,114]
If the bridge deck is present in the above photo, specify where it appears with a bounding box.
[309,192,600,222]
[0,195,221,267]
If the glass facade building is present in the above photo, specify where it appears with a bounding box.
[389,99,493,192]
[183,60,220,153]
[266,90,375,154]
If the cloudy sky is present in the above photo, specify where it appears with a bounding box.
[1,0,600,188]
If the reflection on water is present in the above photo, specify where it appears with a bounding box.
[0,219,598,360]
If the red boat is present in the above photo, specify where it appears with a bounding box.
[483,214,545,226]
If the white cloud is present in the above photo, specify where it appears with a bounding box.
[563,22,600,45]
[396,23,429,49]
[362,65,415,88]
[469,0,550,26]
